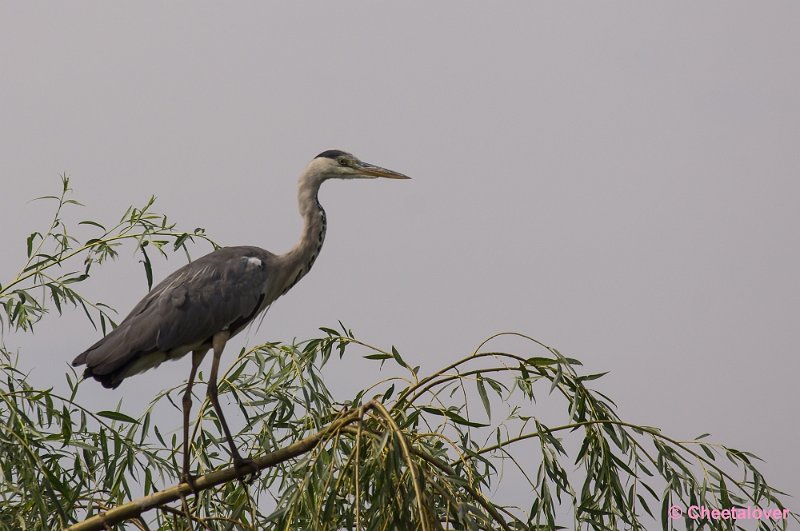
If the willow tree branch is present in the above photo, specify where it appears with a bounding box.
[65,403,374,531]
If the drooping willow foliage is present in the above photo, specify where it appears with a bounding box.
[0,179,794,530]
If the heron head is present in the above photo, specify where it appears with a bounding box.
[311,149,411,181]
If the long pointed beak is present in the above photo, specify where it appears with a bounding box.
[357,161,411,179]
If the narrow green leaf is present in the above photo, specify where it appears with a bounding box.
[140,245,153,290]
[660,493,670,531]
[48,285,62,314]
[391,345,410,370]
[319,326,340,336]
[720,476,732,508]
[549,363,563,394]
[26,232,41,257]
[364,353,392,360]
[476,375,491,420]
[79,220,107,230]
[526,357,558,366]
[173,232,190,250]
[576,372,609,382]
[383,383,395,401]
[421,406,489,428]
[62,273,89,285]
[96,411,139,424]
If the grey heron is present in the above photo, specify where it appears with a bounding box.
[72,150,410,483]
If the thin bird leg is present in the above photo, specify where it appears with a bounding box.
[207,330,251,467]
[181,349,207,485]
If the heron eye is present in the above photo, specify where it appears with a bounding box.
[338,158,349,166]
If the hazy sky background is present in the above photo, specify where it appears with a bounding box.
[2,2,798,519]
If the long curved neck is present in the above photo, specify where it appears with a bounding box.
[278,172,327,295]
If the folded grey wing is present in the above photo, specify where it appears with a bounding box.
[72,248,271,387]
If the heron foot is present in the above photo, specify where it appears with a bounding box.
[181,471,199,492]
[233,456,260,484]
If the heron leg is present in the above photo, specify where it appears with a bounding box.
[181,349,206,487]
[207,331,255,476]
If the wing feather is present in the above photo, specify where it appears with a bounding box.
[73,246,273,387]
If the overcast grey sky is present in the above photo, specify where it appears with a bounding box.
[2,1,798,518]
